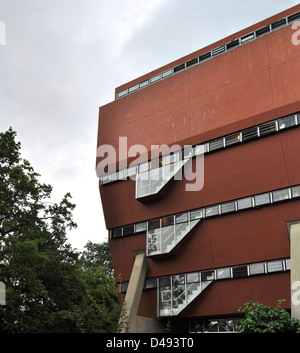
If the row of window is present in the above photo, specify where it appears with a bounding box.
[111,184,300,239]
[116,11,300,99]
[119,258,290,293]
[189,317,240,333]
[100,111,300,186]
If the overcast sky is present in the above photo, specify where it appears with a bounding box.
[0,0,298,251]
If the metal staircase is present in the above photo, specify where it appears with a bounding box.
[147,218,201,256]
[158,277,213,317]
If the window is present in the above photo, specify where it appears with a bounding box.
[123,224,134,236]
[162,215,174,227]
[242,126,258,141]
[278,115,296,130]
[198,52,211,62]
[120,282,128,293]
[272,188,290,202]
[205,205,219,217]
[226,39,240,50]
[118,89,128,98]
[237,197,253,210]
[267,260,283,273]
[145,278,157,289]
[162,69,173,78]
[128,84,139,93]
[174,63,185,73]
[212,45,225,56]
[254,193,270,206]
[135,222,147,232]
[175,213,188,224]
[285,259,291,270]
[259,121,277,136]
[217,268,231,279]
[232,265,248,278]
[190,209,203,220]
[292,186,300,198]
[249,263,265,275]
[271,18,287,31]
[241,32,255,43]
[225,133,241,146]
[127,165,137,178]
[150,74,161,83]
[209,138,223,151]
[139,80,149,88]
[112,227,122,238]
[159,276,171,287]
[256,25,270,37]
[201,270,215,281]
[148,218,160,230]
[187,272,199,283]
[221,201,236,214]
[288,12,300,24]
[186,57,198,67]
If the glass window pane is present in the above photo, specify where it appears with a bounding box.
[190,209,203,220]
[112,227,122,238]
[225,133,241,146]
[278,115,296,130]
[159,277,171,287]
[187,272,199,283]
[217,268,231,279]
[273,189,290,202]
[139,162,149,172]
[120,282,128,292]
[148,218,160,230]
[162,215,174,227]
[173,275,185,284]
[145,278,157,289]
[237,197,252,210]
[249,263,265,275]
[267,260,283,273]
[254,193,270,206]
[292,186,300,198]
[285,259,291,270]
[127,165,137,177]
[205,319,219,332]
[175,213,188,224]
[123,224,134,236]
[201,270,215,281]
[135,222,147,232]
[232,265,248,278]
[209,138,223,151]
[205,205,219,217]
[221,201,235,214]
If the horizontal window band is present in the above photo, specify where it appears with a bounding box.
[115,11,299,100]
[110,184,300,239]
[119,257,290,293]
[100,111,300,186]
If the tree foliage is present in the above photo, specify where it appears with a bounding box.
[0,128,120,332]
[237,300,300,333]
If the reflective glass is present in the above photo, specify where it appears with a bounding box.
[267,261,283,273]
[237,197,252,210]
[249,263,265,275]
[273,189,289,202]
[254,193,270,206]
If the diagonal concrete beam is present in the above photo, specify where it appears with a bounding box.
[121,252,148,333]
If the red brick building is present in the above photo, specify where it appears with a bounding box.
[97,5,300,332]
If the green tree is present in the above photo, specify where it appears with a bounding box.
[237,300,300,333]
[79,240,113,276]
[0,128,120,332]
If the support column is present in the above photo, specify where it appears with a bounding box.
[290,222,300,320]
[120,252,148,333]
